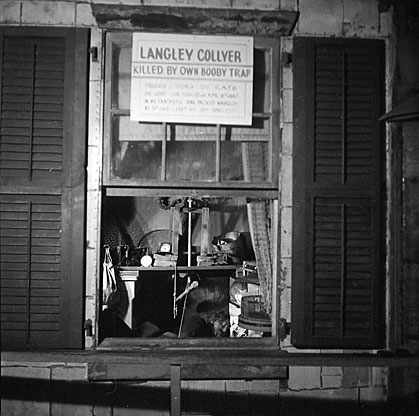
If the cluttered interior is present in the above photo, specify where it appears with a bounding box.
[100,195,275,341]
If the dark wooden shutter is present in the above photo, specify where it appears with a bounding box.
[0,28,88,349]
[292,37,385,349]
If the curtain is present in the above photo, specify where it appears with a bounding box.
[247,200,273,317]
[242,142,273,317]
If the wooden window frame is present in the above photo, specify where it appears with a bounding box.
[99,32,283,350]
[103,32,280,196]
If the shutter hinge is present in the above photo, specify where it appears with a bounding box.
[89,47,98,62]
[84,319,93,336]
[282,52,293,67]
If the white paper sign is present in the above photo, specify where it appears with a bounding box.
[130,33,253,125]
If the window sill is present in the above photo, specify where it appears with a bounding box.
[97,336,279,352]
[2,349,418,382]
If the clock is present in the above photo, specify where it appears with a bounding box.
[140,254,153,267]
[159,242,172,253]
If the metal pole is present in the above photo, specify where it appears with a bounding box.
[187,198,192,267]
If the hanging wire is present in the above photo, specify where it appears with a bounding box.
[172,264,177,319]
[177,275,190,337]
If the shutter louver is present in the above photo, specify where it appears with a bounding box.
[0,194,64,348]
[0,36,64,184]
[312,197,375,340]
[314,45,375,186]
[292,38,384,348]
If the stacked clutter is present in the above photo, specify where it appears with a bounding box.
[196,252,228,266]
[238,295,271,333]
[153,253,178,267]
[229,261,272,337]
[210,231,245,265]
[118,268,138,280]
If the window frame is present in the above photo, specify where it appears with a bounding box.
[99,31,283,349]
[103,32,281,195]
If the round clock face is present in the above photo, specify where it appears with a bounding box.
[159,242,171,253]
[140,254,153,267]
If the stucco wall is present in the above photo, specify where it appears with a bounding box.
[0,1,398,414]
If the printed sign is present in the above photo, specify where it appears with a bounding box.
[131,33,253,125]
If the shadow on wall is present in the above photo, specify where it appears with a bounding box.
[1,376,418,416]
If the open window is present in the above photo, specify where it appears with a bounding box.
[100,33,281,346]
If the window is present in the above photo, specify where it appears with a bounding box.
[0,28,88,349]
[100,33,281,345]
[104,33,279,190]
[291,37,386,349]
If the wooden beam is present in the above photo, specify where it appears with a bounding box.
[105,187,278,199]
[2,350,418,373]
[91,4,299,37]
[87,363,287,381]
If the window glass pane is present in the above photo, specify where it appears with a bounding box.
[221,141,269,182]
[110,118,271,182]
[243,142,269,182]
[253,48,270,113]
[112,41,132,109]
[115,116,165,141]
[112,140,162,180]
[170,124,216,141]
[223,118,270,142]
[221,142,244,181]
[166,141,216,182]
[111,117,162,180]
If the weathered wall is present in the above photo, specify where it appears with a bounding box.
[1,361,391,416]
[276,1,392,410]
[393,2,419,354]
[1,1,408,415]
[402,121,419,352]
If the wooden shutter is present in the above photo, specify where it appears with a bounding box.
[291,37,385,348]
[0,28,88,349]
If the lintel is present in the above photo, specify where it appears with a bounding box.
[91,4,299,37]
